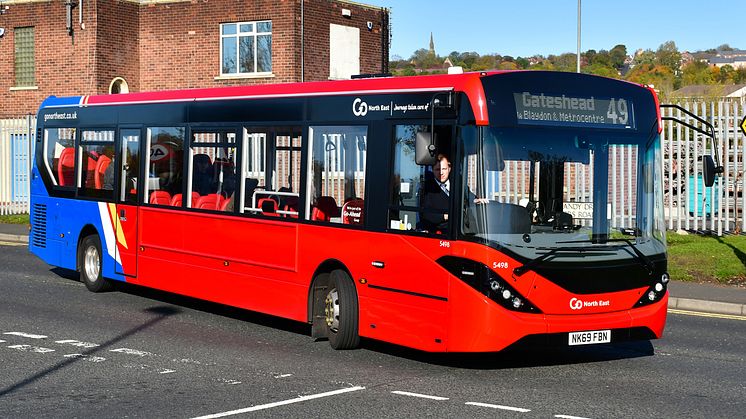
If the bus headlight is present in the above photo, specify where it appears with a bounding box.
[636,272,669,307]
[438,256,541,313]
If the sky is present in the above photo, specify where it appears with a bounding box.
[362,0,746,59]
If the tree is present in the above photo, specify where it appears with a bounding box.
[655,41,682,73]
[609,44,628,69]
[681,61,713,85]
[626,64,676,96]
[553,53,577,72]
[515,57,530,69]
[634,49,656,66]
[718,65,736,84]
[583,63,618,78]
[583,49,597,65]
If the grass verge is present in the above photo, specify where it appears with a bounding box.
[667,233,746,286]
[0,214,30,225]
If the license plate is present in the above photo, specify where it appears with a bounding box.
[568,330,611,346]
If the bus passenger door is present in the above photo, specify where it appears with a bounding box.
[115,129,141,277]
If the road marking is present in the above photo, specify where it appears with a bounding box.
[669,309,746,321]
[110,348,154,356]
[0,340,5,343]
[0,241,24,246]
[218,379,242,385]
[555,415,592,419]
[466,402,531,413]
[4,332,48,339]
[191,386,365,419]
[274,373,293,378]
[64,353,106,363]
[159,369,176,374]
[8,344,55,353]
[391,391,449,401]
[56,339,100,349]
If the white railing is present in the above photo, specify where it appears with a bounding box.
[661,99,746,235]
[0,116,35,216]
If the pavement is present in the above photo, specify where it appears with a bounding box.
[2,223,745,317]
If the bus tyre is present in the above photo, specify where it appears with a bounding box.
[325,270,360,350]
[79,234,113,293]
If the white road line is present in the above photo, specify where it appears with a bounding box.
[391,391,449,401]
[466,402,531,413]
[555,415,592,419]
[274,374,293,378]
[56,339,100,349]
[0,340,5,343]
[63,353,106,363]
[110,348,154,357]
[191,386,365,419]
[669,309,746,321]
[8,344,55,353]
[159,369,176,374]
[3,332,48,339]
[218,379,242,385]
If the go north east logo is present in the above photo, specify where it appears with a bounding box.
[569,297,610,310]
[352,98,429,117]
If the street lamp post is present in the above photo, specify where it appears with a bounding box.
[577,0,581,73]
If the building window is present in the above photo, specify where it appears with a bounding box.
[109,77,129,94]
[220,21,272,75]
[14,27,35,87]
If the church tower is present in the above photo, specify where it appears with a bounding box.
[429,32,435,55]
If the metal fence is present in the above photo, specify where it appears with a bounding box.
[661,99,746,235]
[0,116,35,216]
[2,103,746,234]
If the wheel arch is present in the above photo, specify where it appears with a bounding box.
[307,259,357,340]
[76,224,100,272]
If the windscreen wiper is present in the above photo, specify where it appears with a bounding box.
[513,246,615,277]
[556,238,655,276]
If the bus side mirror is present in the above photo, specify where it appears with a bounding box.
[703,155,716,187]
[415,132,438,165]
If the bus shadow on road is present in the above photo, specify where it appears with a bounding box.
[47,268,311,338]
[112,282,312,338]
[360,339,655,369]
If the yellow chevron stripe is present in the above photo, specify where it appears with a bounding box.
[107,203,128,250]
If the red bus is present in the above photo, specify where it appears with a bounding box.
[31,70,678,352]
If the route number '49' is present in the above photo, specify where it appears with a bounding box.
[493,261,509,269]
[606,98,629,125]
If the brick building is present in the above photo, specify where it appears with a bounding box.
[0,0,390,117]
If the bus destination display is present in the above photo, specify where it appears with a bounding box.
[514,92,635,129]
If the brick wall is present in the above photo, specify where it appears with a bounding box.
[96,0,140,93]
[0,0,98,116]
[302,0,387,80]
[0,0,389,118]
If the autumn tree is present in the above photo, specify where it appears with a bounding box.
[655,41,682,73]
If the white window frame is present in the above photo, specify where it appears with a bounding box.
[219,21,272,77]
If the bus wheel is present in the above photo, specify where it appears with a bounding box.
[79,234,113,293]
[324,270,360,350]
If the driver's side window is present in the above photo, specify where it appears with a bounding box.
[388,124,453,235]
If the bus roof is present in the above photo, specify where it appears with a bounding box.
[39,71,505,125]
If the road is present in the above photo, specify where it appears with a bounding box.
[1,241,744,418]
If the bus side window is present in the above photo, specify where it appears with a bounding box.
[241,126,302,218]
[145,127,185,206]
[188,130,237,212]
[44,128,76,188]
[78,129,116,200]
[307,125,367,224]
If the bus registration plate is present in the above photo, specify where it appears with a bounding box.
[568,330,611,346]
